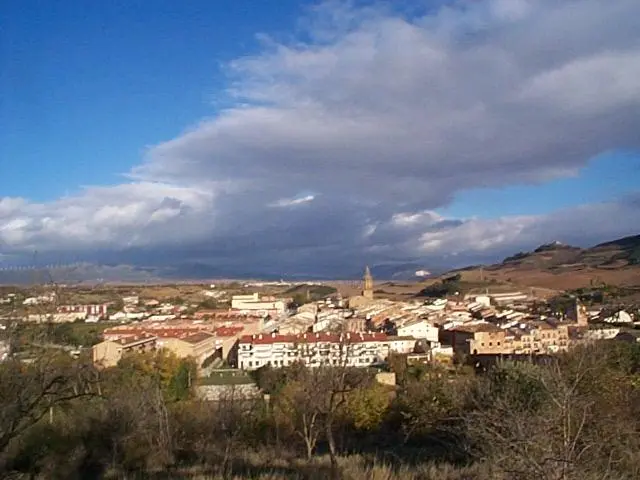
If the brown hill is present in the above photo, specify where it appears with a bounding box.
[451,234,640,293]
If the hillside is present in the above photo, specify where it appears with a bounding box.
[446,234,640,293]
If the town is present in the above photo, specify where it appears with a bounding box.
[1,266,638,388]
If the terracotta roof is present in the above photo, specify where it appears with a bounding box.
[180,332,215,344]
[387,336,417,341]
[213,326,244,337]
[240,331,388,345]
[452,323,502,333]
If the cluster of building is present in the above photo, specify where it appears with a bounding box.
[5,266,639,378]
[237,268,639,370]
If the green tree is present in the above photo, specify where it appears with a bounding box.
[343,383,390,431]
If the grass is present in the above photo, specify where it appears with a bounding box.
[198,370,255,386]
[106,454,497,479]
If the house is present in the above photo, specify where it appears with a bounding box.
[387,336,418,354]
[27,312,85,323]
[601,310,633,324]
[582,328,620,341]
[58,304,108,318]
[92,334,157,368]
[122,296,139,306]
[397,318,439,344]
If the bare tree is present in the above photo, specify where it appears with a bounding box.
[464,346,640,480]
[0,354,98,463]
[275,374,324,460]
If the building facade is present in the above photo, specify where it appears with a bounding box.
[397,319,440,344]
[237,331,409,370]
[92,334,157,368]
[231,293,288,317]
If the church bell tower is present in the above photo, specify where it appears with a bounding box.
[363,266,374,299]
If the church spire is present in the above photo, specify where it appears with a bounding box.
[363,265,374,299]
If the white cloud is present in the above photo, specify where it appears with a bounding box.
[0,183,217,252]
[1,0,640,274]
[270,194,315,208]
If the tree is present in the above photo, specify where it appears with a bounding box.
[276,378,323,460]
[115,349,195,401]
[343,383,390,431]
[0,353,98,465]
[393,370,463,444]
[463,346,640,479]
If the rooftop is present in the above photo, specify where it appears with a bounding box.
[452,323,502,334]
[180,332,215,344]
[240,331,388,345]
[112,334,157,347]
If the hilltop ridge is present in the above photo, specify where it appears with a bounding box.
[439,233,640,293]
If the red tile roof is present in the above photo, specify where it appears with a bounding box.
[239,332,388,345]
[214,326,244,337]
[180,332,215,344]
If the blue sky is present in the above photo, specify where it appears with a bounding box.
[441,152,640,218]
[1,0,308,199]
[1,0,639,276]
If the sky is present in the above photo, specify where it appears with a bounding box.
[1,0,640,277]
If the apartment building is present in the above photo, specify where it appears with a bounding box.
[440,323,507,355]
[238,331,404,370]
[231,293,289,317]
[92,334,157,368]
[101,324,243,367]
[515,322,570,354]
[157,332,219,367]
[442,320,570,356]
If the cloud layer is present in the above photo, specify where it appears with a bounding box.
[2,0,640,275]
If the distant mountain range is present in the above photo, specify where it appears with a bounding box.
[1,234,637,286]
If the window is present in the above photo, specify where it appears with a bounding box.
[248,361,252,367]
[489,342,493,346]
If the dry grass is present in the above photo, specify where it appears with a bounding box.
[117,454,497,480]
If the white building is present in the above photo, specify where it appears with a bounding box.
[58,304,108,318]
[583,328,621,341]
[22,293,56,305]
[473,295,491,307]
[238,331,413,370]
[489,292,529,306]
[397,318,440,344]
[122,296,139,306]
[602,310,633,324]
[387,336,419,354]
[109,311,147,321]
[424,299,448,312]
[231,293,288,317]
